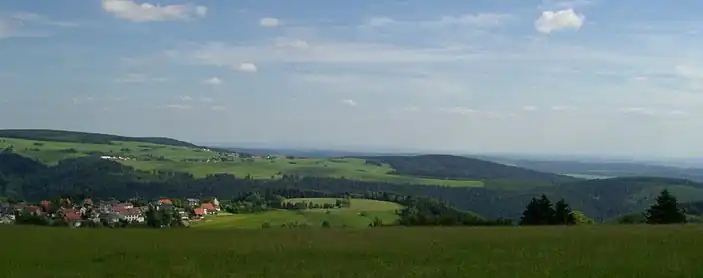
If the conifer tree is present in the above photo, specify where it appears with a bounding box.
[645,189,686,224]
[554,199,576,225]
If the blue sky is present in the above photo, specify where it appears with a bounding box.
[1,0,703,157]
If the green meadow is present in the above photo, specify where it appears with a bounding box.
[0,137,484,187]
[192,198,404,229]
[2,225,702,277]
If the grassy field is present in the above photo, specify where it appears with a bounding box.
[192,198,404,229]
[0,137,484,187]
[2,225,702,277]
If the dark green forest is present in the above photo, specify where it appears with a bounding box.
[363,154,577,183]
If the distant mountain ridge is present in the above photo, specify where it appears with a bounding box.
[484,158,703,183]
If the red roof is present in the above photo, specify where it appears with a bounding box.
[25,206,41,213]
[193,208,205,215]
[112,205,129,213]
[40,200,51,209]
[123,208,142,216]
[201,203,216,211]
[63,210,81,222]
[159,199,172,205]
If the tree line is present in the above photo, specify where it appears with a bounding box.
[518,189,686,225]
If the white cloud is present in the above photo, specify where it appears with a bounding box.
[550,105,574,111]
[274,38,309,49]
[199,97,214,103]
[441,107,502,119]
[342,99,357,106]
[72,97,96,105]
[114,73,169,83]
[101,0,207,22]
[0,18,17,38]
[364,13,510,28]
[674,65,703,90]
[235,63,258,73]
[203,76,222,86]
[366,17,395,27]
[619,107,655,115]
[442,107,477,115]
[435,13,511,27]
[179,95,193,101]
[0,12,78,38]
[535,9,585,34]
[539,0,595,10]
[522,105,538,111]
[259,17,280,27]
[211,106,226,111]
[400,106,419,112]
[163,104,191,110]
[617,107,687,118]
[177,41,472,66]
[10,12,80,27]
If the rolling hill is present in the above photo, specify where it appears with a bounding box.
[0,129,197,148]
[363,155,578,186]
[0,129,575,188]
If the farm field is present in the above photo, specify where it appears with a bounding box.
[192,198,404,229]
[2,225,702,277]
[0,137,484,187]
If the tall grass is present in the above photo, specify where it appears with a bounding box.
[2,225,702,277]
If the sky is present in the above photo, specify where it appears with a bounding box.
[1,0,703,158]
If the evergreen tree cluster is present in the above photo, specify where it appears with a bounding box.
[519,195,576,225]
[645,189,686,224]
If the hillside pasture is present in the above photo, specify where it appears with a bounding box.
[2,225,703,277]
[0,137,213,165]
[0,137,485,187]
[192,198,403,229]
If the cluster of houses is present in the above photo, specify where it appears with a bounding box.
[99,155,131,161]
[0,197,221,227]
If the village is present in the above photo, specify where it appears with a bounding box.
[0,197,222,227]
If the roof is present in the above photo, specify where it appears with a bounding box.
[63,210,81,222]
[193,208,205,215]
[112,205,129,213]
[24,206,41,213]
[201,203,216,211]
[159,199,172,205]
[123,208,142,216]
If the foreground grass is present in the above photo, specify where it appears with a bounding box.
[1,137,484,187]
[2,225,703,277]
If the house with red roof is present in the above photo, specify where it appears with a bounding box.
[39,200,51,212]
[59,208,82,227]
[201,202,218,215]
[23,205,43,216]
[118,208,144,223]
[192,208,205,220]
[158,198,172,205]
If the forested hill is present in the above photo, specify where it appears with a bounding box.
[363,154,578,183]
[0,129,197,148]
[3,152,703,221]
